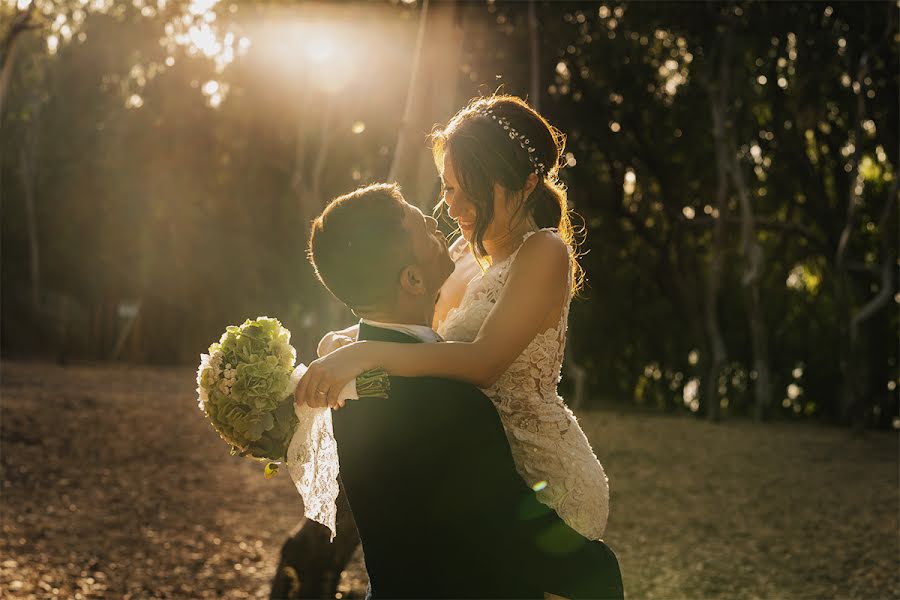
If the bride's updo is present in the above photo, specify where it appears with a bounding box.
[431,94,583,291]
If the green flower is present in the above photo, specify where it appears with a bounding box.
[232,356,290,410]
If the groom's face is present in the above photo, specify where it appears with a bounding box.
[400,201,455,297]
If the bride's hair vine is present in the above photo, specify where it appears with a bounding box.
[473,108,547,177]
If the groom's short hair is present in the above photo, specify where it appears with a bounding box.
[309,183,415,310]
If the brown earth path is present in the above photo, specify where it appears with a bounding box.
[1,362,897,599]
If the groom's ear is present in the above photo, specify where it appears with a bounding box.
[398,265,427,296]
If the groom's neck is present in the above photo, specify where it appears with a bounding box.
[356,295,435,327]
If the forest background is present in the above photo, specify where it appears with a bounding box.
[1,1,898,426]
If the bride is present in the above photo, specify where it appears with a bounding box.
[297,94,609,541]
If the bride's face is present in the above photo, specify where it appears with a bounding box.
[440,154,518,247]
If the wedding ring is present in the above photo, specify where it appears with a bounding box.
[315,389,328,396]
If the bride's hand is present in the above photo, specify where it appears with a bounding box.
[295,342,373,410]
[317,331,355,357]
[317,324,359,357]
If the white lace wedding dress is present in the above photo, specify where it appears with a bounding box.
[437,229,610,540]
[287,228,609,542]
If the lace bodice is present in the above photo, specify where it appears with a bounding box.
[437,229,609,540]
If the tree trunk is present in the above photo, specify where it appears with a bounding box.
[387,0,430,185]
[835,53,872,427]
[727,140,772,422]
[849,180,897,341]
[310,106,335,205]
[19,98,41,310]
[1,4,37,237]
[0,28,20,123]
[528,0,540,111]
[564,342,588,410]
[703,85,730,422]
[842,179,896,428]
[709,27,773,422]
[0,4,36,120]
[388,0,462,210]
[291,97,341,361]
[0,42,14,120]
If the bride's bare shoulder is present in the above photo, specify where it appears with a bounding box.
[511,230,569,281]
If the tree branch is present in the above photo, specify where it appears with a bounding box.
[0,2,39,118]
[835,52,869,269]
[849,178,898,344]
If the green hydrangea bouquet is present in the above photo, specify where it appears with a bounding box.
[196,317,388,475]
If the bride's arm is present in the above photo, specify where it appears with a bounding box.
[296,231,570,408]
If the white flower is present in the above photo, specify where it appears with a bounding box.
[197,385,209,409]
[196,353,213,409]
[209,352,222,374]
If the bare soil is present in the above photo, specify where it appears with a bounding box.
[1,361,897,599]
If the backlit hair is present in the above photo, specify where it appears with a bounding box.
[308,183,414,310]
[431,94,584,293]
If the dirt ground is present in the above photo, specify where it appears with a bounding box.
[1,361,897,599]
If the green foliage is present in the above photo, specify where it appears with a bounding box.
[1,1,897,426]
[463,1,897,425]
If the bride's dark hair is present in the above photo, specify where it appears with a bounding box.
[431,94,584,292]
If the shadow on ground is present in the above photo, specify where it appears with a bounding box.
[1,362,897,599]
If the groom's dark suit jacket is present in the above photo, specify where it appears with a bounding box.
[333,322,620,599]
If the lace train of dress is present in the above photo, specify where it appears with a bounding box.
[284,365,346,541]
[437,229,610,540]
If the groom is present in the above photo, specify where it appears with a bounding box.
[306,183,623,599]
